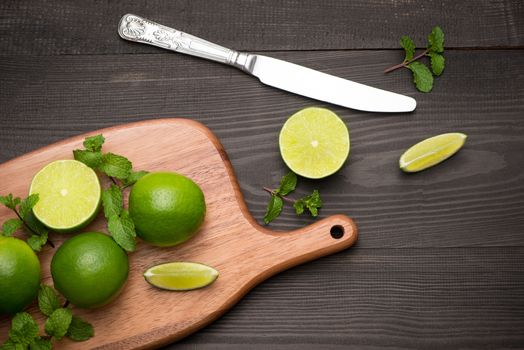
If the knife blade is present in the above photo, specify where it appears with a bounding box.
[118,14,416,113]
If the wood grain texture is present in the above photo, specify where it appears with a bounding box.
[1,50,523,249]
[0,0,523,55]
[0,119,357,349]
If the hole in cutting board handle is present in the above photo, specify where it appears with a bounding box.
[330,225,344,239]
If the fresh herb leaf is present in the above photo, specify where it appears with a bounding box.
[83,134,105,152]
[18,194,39,220]
[2,219,23,237]
[99,153,132,180]
[27,232,48,252]
[278,172,297,196]
[294,190,322,217]
[108,210,136,252]
[23,212,48,237]
[427,26,444,53]
[38,285,62,317]
[66,316,94,341]
[0,194,20,210]
[408,61,434,92]
[8,312,40,345]
[28,338,52,350]
[0,340,23,350]
[45,308,73,341]
[101,184,123,220]
[122,170,148,187]
[73,149,103,168]
[428,52,445,76]
[263,195,283,224]
[400,35,415,62]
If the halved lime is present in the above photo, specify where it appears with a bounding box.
[29,160,101,232]
[399,133,467,173]
[279,107,350,179]
[144,262,218,291]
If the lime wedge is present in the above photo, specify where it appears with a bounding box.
[279,107,350,179]
[144,262,218,291]
[399,133,467,173]
[29,160,101,232]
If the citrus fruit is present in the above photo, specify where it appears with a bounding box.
[0,237,41,314]
[29,159,101,233]
[129,172,206,247]
[144,262,218,291]
[279,107,350,179]
[51,232,128,308]
[399,133,467,173]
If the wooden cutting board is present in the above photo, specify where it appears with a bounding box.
[0,119,358,349]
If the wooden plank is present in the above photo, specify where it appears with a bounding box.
[0,0,523,55]
[1,49,523,249]
[169,247,524,349]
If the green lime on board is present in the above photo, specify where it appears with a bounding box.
[29,159,101,232]
[51,232,128,308]
[399,133,467,173]
[0,237,41,314]
[144,262,218,291]
[129,172,206,247]
[279,107,350,179]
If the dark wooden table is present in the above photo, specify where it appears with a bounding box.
[1,1,524,349]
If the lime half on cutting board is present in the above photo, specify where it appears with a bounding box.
[30,159,101,232]
[399,133,467,173]
[279,107,350,179]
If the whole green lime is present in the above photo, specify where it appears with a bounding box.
[129,172,206,247]
[0,237,41,314]
[51,232,128,308]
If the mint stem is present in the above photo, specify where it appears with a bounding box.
[13,208,55,248]
[263,187,295,204]
[384,49,429,73]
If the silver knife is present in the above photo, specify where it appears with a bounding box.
[118,14,416,113]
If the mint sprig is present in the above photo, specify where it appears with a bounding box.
[263,172,323,224]
[74,134,147,252]
[0,193,51,251]
[384,26,445,92]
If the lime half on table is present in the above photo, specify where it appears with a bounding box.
[144,262,219,291]
[30,159,101,232]
[279,107,350,179]
[399,133,467,173]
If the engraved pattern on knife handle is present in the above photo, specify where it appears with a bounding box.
[118,13,253,69]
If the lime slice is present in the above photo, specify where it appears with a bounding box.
[29,160,101,232]
[144,262,218,291]
[399,133,467,173]
[279,107,350,179]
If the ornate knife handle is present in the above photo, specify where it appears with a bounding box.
[118,14,253,71]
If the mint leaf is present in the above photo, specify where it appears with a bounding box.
[122,170,148,187]
[23,212,48,237]
[293,200,305,215]
[66,316,94,341]
[427,26,444,53]
[428,52,445,76]
[108,211,136,252]
[28,339,52,350]
[400,35,415,62]
[8,312,39,345]
[73,149,103,168]
[38,285,61,317]
[2,219,23,236]
[27,232,48,252]
[278,172,297,196]
[83,134,105,152]
[408,62,434,92]
[0,340,23,350]
[101,184,123,219]
[45,308,72,341]
[99,153,132,180]
[294,190,322,217]
[19,194,39,220]
[0,194,21,210]
[263,195,283,224]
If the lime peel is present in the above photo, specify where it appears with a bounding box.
[144,262,219,291]
[399,133,467,173]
